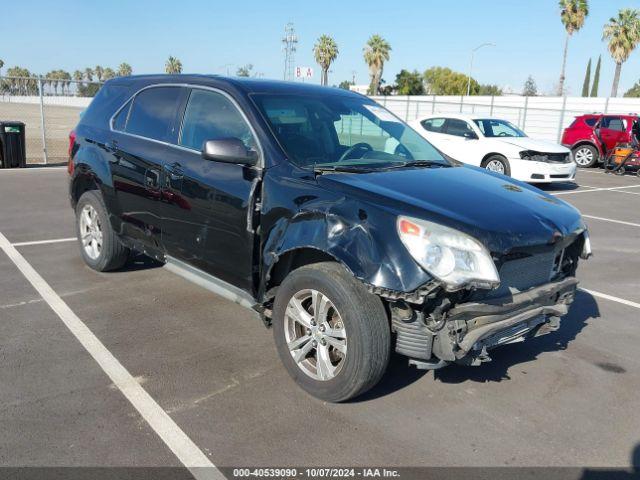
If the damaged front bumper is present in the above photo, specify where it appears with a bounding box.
[392,277,578,369]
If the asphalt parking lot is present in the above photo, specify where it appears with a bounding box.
[1,166,639,478]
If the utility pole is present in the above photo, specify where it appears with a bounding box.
[282,22,298,81]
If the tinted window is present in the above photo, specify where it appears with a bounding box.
[602,116,626,131]
[445,119,476,138]
[584,118,598,127]
[421,118,446,133]
[112,100,131,131]
[179,89,257,151]
[126,87,182,141]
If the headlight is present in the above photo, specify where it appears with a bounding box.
[397,216,500,290]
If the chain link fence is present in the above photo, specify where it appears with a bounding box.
[372,95,640,143]
[0,76,99,165]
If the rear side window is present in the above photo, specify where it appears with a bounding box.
[584,117,598,127]
[126,87,182,141]
[421,118,446,133]
[112,100,131,131]
[179,89,257,151]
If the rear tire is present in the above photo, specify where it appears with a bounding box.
[482,155,511,176]
[272,262,390,402]
[75,190,130,272]
[572,144,599,168]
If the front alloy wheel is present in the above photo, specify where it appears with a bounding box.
[485,159,506,174]
[284,289,347,381]
[272,262,390,402]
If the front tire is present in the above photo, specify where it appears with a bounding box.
[75,190,130,272]
[482,155,511,176]
[572,144,599,168]
[272,262,390,402]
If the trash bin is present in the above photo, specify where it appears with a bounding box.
[0,121,26,168]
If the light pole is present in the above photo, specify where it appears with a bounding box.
[467,43,495,96]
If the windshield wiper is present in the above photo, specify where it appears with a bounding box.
[314,165,377,174]
[387,160,449,169]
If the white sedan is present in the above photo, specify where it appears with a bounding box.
[408,114,576,183]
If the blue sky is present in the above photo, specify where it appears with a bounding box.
[3,0,640,95]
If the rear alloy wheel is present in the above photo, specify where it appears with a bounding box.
[573,145,598,168]
[273,262,390,402]
[482,155,511,176]
[75,190,130,272]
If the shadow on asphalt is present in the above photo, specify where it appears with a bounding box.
[434,290,600,384]
[119,253,163,272]
[357,290,600,400]
[579,442,640,479]
[536,181,582,193]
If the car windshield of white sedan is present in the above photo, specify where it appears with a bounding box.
[474,119,526,138]
[253,94,449,170]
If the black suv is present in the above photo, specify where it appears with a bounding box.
[69,75,590,402]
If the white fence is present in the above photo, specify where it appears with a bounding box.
[371,95,640,143]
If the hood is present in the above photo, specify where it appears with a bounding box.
[493,137,570,153]
[317,165,583,253]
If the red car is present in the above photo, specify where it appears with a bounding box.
[561,113,639,168]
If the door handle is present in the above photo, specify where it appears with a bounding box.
[105,140,119,152]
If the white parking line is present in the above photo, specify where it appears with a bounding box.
[580,288,640,310]
[582,214,640,228]
[612,189,640,196]
[12,237,77,247]
[0,166,66,173]
[553,185,640,195]
[0,232,222,480]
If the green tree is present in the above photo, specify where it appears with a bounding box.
[313,34,339,86]
[0,59,4,77]
[236,64,253,77]
[624,80,640,97]
[117,63,132,77]
[581,58,591,97]
[363,34,391,95]
[394,69,424,95]
[165,56,183,74]
[338,80,353,90]
[478,84,503,96]
[557,0,589,95]
[591,55,601,96]
[4,66,37,95]
[94,65,104,82]
[523,75,538,96]
[102,67,116,80]
[84,68,94,82]
[603,8,640,97]
[423,67,478,95]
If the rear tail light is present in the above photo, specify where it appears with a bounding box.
[68,130,76,175]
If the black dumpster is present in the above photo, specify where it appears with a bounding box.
[0,121,27,168]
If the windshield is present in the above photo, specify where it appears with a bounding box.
[252,93,448,170]
[473,119,526,138]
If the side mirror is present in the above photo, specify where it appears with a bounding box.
[201,138,258,166]
[463,132,478,140]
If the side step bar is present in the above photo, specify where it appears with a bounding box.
[164,256,257,310]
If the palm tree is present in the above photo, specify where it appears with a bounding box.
[0,59,4,77]
[363,34,391,95]
[557,0,589,96]
[603,8,640,97]
[117,62,132,77]
[313,35,339,86]
[84,67,94,83]
[165,56,183,74]
[94,65,104,82]
[103,67,116,80]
